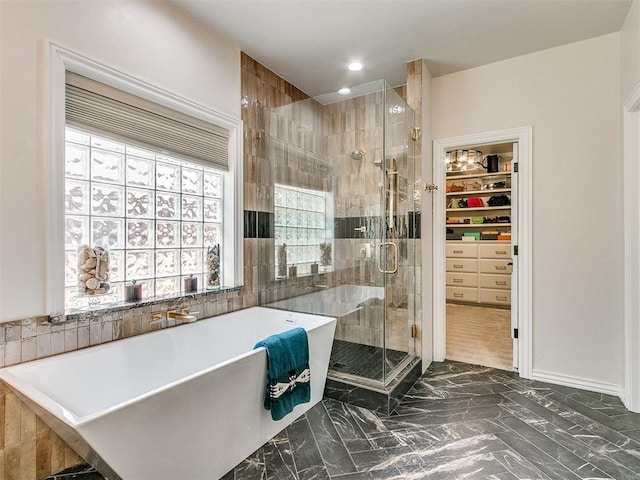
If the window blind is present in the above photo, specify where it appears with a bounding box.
[65,73,229,170]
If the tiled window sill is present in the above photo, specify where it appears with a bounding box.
[0,286,247,369]
[55,285,244,323]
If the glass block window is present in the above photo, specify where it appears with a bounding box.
[274,184,331,278]
[64,126,224,309]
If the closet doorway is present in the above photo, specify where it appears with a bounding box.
[432,127,532,376]
[444,142,516,370]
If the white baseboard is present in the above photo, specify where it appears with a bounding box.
[531,369,623,399]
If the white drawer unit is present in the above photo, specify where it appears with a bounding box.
[446,240,512,306]
[446,272,478,287]
[479,289,511,306]
[480,273,512,290]
[446,243,478,258]
[478,244,511,259]
[446,258,478,273]
[446,286,478,303]
[479,259,513,274]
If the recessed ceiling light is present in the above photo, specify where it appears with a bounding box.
[338,87,351,95]
[348,62,364,71]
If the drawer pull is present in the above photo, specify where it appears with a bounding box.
[453,249,463,254]
[454,264,464,268]
[453,293,464,298]
[453,278,463,283]
[496,296,508,301]
[495,265,507,270]
[495,250,507,255]
[496,281,507,286]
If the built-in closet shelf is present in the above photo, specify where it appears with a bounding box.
[446,223,512,228]
[446,206,511,213]
[446,188,510,197]
[446,146,513,260]
[446,171,511,180]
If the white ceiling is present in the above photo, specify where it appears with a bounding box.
[170,0,632,98]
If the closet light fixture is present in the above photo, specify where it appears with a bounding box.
[338,87,351,95]
[348,62,364,71]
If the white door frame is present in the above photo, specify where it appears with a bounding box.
[623,82,640,412]
[432,126,533,378]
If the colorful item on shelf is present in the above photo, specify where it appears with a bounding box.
[467,197,484,208]
[488,194,510,206]
[481,230,500,240]
[463,232,481,240]
[481,154,501,173]
[471,216,484,224]
[449,183,464,192]
[483,180,507,189]
[498,233,512,241]
[464,181,482,191]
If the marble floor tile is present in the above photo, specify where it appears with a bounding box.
[220,361,640,479]
[494,430,584,480]
[305,401,358,476]
[64,360,640,480]
[490,449,553,480]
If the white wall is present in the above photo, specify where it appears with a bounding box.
[0,1,240,322]
[621,0,640,103]
[621,0,640,411]
[433,34,623,388]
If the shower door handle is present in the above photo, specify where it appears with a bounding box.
[377,242,398,274]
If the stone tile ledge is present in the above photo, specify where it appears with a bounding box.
[0,286,248,369]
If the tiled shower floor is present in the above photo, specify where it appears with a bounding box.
[328,339,409,381]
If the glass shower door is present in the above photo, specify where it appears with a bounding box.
[381,83,416,383]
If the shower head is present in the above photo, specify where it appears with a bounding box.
[351,149,366,161]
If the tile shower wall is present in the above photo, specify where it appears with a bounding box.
[243,54,335,306]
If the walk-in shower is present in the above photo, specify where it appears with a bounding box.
[256,80,421,413]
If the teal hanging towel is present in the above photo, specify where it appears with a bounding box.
[254,327,311,421]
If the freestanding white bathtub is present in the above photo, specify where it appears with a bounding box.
[0,307,336,480]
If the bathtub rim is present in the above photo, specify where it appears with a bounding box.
[0,307,336,427]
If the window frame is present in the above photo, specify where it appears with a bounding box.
[44,41,243,318]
